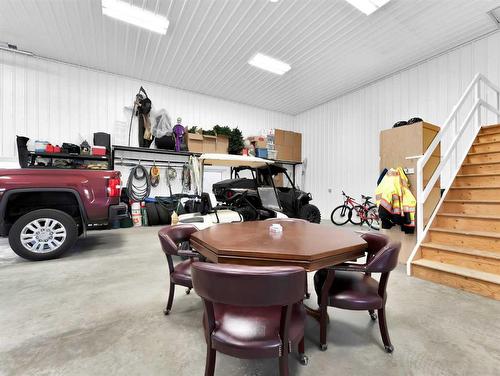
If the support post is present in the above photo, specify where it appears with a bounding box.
[497,91,500,124]
[453,115,458,172]
[416,159,424,243]
[475,81,482,130]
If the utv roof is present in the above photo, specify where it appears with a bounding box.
[199,153,274,168]
[233,164,287,175]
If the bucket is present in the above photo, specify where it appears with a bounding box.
[131,202,142,227]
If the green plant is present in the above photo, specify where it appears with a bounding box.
[202,129,216,136]
[228,127,244,155]
[188,126,198,134]
[213,125,232,137]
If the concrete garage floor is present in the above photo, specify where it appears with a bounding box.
[1,226,499,376]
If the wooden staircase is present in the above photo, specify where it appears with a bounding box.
[412,124,500,300]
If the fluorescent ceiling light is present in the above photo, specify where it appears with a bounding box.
[248,53,291,75]
[344,0,391,15]
[102,0,169,35]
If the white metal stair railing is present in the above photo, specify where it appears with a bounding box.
[407,73,500,275]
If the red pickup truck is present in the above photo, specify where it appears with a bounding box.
[0,169,128,261]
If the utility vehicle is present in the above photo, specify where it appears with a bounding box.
[213,164,321,223]
[177,154,320,227]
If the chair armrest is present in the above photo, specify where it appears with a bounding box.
[178,249,199,258]
[327,262,367,273]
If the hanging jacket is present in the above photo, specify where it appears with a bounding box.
[375,167,416,234]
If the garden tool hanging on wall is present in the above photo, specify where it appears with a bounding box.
[181,162,191,194]
[150,163,160,187]
[166,163,177,196]
[127,87,153,147]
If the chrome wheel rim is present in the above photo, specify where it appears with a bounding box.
[20,218,67,253]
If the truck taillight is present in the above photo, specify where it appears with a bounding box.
[107,178,121,197]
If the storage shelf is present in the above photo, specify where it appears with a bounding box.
[112,145,301,165]
[112,145,199,158]
[111,145,302,183]
[30,152,109,161]
[27,151,111,170]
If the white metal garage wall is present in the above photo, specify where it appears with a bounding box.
[292,31,500,219]
[0,51,293,167]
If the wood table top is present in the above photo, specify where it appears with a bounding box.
[190,221,367,271]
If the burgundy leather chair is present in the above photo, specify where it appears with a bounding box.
[313,233,400,352]
[158,224,199,315]
[191,262,308,376]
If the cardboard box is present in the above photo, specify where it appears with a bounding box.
[275,145,292,161]
[202,135,217,153]
[186,133,203,153]
[247,136,267,149]
[274,129,287,145]
[272,129,302,162]
[215,135,229,154]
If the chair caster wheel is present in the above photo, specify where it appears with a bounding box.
[370,313,377,321]
[163,309,171,316]
[186,288,191,295]
[320,344,327,351]
[385,345,394,353]
[299,355,309,366]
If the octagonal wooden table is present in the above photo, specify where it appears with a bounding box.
[190,221,367,272]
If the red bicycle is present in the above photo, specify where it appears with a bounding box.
[330,191,380,230]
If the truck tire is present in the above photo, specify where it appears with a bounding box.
[299,204,321,223]
[8,209,78,261]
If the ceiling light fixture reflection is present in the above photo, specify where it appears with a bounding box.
[102,0,169,35]
[344,0,391,15]
[248,53,291,75]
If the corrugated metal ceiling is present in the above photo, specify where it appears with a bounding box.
[0,0,499,114]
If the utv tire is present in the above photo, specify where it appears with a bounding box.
[8,209,78,261]
[299,204,321,223]
[235,206,258,221]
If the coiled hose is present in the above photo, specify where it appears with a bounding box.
[127,165,151,202]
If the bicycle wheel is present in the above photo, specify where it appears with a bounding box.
[365,205,381,230]
[330,205,352,225]
[350,205,363,225]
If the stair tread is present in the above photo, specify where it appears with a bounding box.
[421,242,500,260]
[445,199,500,204]
[473,140,500,146]
[481,124,500,129]
[467,150,500,156]
[437,213,500,220]
[478,130,500,137]
[456,173,500,177]
[430,227,500,239]
[462,161,500,166]
[450,186,500,190]
[480,125,500,133]
[412,259,500,284]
